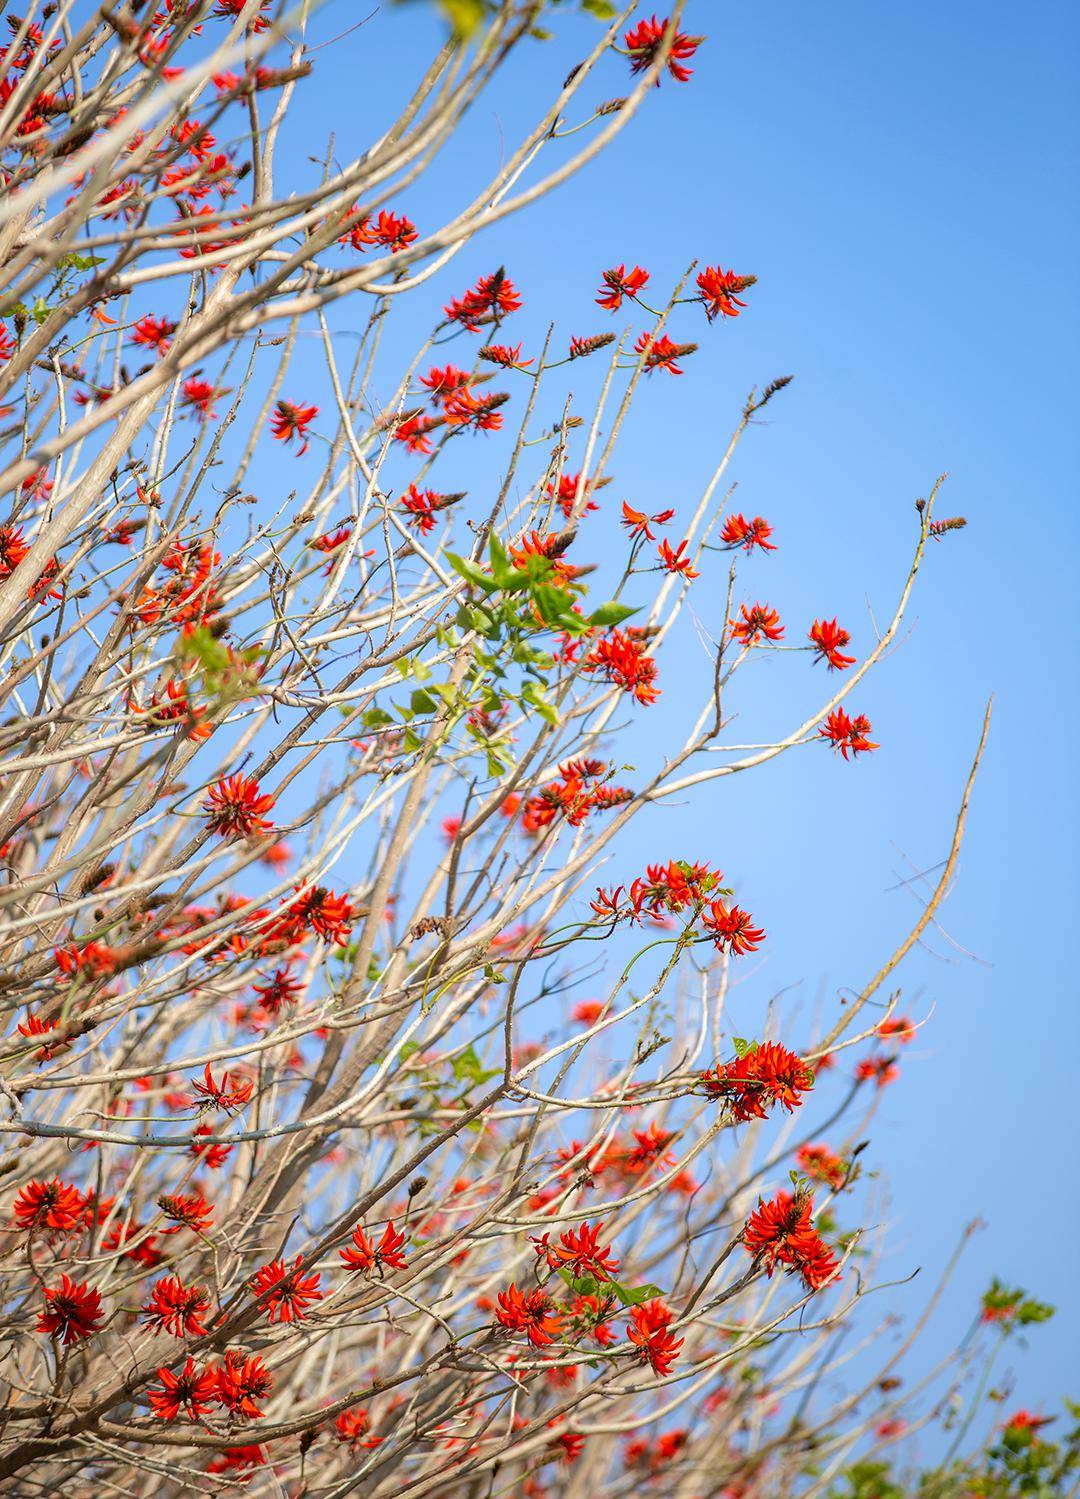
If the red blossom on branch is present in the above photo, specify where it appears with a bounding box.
[623,16,703,85]
[37,1276,104,1345]
[819,708,879,759]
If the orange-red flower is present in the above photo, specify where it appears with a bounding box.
[480,341,532,368]
[532,1221,620,1281]
[856,1053,899,1088]
[584,629,660,705]
[147,1357,218,1421]
[37,1275,104,1344]
[495,1284,564,1347]
[701,1041,813,1121]
[13,1178,84,1234]
[621,501,675,541]
[190,1062,253,1112]
[623,16,703,84]
[796,1143,847,1190]
[269,399,318,455]
[720,512,775,552]
[697,266,755,320]
[158,1191,214,1234]
[819,708,878,760]
[878,1015,915,1044]
[336,1407,381,1449]
[809,618,855,671]
[340,1219,408,1274]
[131,314,176,354]
[250,1255,323,1323]
[730,603,784,645]
[627,1299,683,1375]
[444,269,521,330]
[216,1350,273,1419]
[634,330,695,375]
[658,538,699,578]
[143,1275,212,1337]
[742,1191,838,1290]
[702,901,765,955]
[596,263,649,311]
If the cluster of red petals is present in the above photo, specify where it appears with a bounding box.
[878,1014,916,1043]
[819,708,878,759]
[13,1178,85,1233]
[340,208,417,253]
[546,471,600,519]
[250,1255,323,1323]
[796,1143,847,1190]
[444,387,507,432]
[742,1191,838,1290]
[809,617,855,670]
[150,1350,273,1422]
[700,1041,813,1121]
[401,484,454,534]
[623,16,703,84]
[532,1221,619,1281]
[270,399,318,456]
[180,376,229,421]
[205,773,275,839]
[495,1284,564,1347]
[730,602,784,645]
[701,901,766,954]
[444,270,521,331]
[480,341,532,368]
[658,538,698,578]
[856,1053,899,1088]
[37,1275,104,1344]
[625,1429,689,1471]
[340,1219,408,1273]
[137,536,222,629]
[627,1299,683,1375]
[634,330,695,375]
[628,859,724,920]
[583,628,659,705]
[621,500,674,541]
[143,1275,212,1338]
[522,759,632,833]
[190,1061,253,1112]
[336,1407,381,1449]
[697,265,755,320]
[131,314,176,355]
[140,678,212,742]
[596,263,649,311]
[720,512,776,552]
[158,1190,215,1234]
[273,885,354,948]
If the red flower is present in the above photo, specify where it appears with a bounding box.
[250,1255,323,1323]
[696,266,755,321]
[444,269,521,331]
[819,708,878,760]
[480,341,532,367]
[17,1013,67,1061]
[216,1350,273,1419]
[627,1299,683,1375]
[190,1123,231,1169]
[621,501,675,541]
[270,400,318,456]
[856,1053,899,1089]
[131,314,176,354]
[252,967,303,1014]
[278,885,354,946]
[181,376,228,420]
[345,208,418,253]
[143,1275,212,1338]
[392,413,437,453]
[720,513,776,552]
[634,330,695,375]
[796,1143,846,1190]
[0,525,30,578]
[336,1407,381,1449]
[730,602,784,645]
[623,16,703,84]
[190,1061,253,1112]
[569,332,617,359]
[657,538,699,579]
[37,1275,104,1345]
[158,1191,214,1234]
[701,1041,813,1121]
[341,1219,408,1273]
[742,1191,839,1291]
[205,774,275,839]
[572,1000,605,1026]
[1003,1409,1054,1436]
[878,1015,915,1043]
[584,629,660,705]
[401,484,454,534]
[809,618,855,671]
[207,1445,268,1474]
[702,901,765,955]
[13,1178,84,1233]
[494,1284,564,1347]
[213,0,271,30]
[419,365,471,401]
[147,1357,218,1421]
[443,387,507,432]
[532,1221,620,1281]
[596,263,649,311]
[621,1123,675,1175]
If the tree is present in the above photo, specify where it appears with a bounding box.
[0,3,1063,1494]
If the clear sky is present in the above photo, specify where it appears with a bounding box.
[268,0,1078,1420]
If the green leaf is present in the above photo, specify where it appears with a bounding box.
[581,0,618,17]
[609,1280,663,1307]
[451,1044,500,1086]
[448,552,498,593]
[31,296,51,326]
[588,600,638,629]
[733,1036,752,1058]
[410,688,437,716]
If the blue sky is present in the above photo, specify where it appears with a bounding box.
[259,0,1078,1424]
